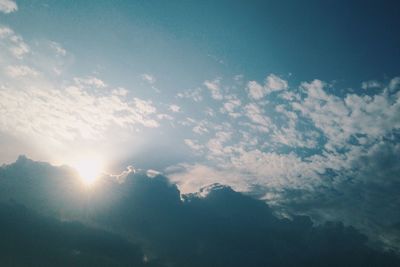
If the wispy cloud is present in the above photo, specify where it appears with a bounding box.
[141,73,156,84]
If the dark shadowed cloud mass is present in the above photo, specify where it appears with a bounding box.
[1,156,399,266]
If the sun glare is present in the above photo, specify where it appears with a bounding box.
[72,158,103,186]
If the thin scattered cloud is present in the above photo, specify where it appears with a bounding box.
[74,76,107,88]
[141,73,156,84]
[176,87,203,102]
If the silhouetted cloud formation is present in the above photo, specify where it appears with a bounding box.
[0,156,399,266]
[0,202,163,267]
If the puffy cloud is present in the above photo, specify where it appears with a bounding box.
[174,75,400,252]
[169,104,181,112]
[265,73,288,92]
[110,165,136,183]
[0,25,160,146]
[184,139,204,151]
[389,77,400,92]
[2,23,400,260]
[206,131,232,157]
[247,74,288,99]
[0,0,17,13]
[247,80,265,100]
[204,78,223,100]
[192,123,209,135]
[220,98,241,117]
[169,163,253,194]
[292,79,400,151]
[243,103,272,131]
[362,80,381,89]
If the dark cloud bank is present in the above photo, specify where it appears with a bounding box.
[0,156,399,267]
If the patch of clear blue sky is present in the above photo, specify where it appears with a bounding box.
[2,0,400,94]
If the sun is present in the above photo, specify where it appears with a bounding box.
[72,158,103,186]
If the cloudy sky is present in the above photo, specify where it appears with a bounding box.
[1,0,400,263]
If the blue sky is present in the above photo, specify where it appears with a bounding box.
[1,0,400,251]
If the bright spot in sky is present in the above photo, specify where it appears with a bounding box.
[72,158,103,186]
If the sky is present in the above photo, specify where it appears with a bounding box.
[1,0,400,262]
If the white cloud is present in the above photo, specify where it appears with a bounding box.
[243,103,271,131]
[0,26,159,143]
[133,98,157,114]
[247,81,265,100]
[206,131,232,157]
[272,105,319,148]
[361,80,381,90]
[112,87,129,96]
[220,98,241,117]
[247,74,288,99]
[168,163,251,194]
[204,78,223,100]
[5,65,38,77]
[141,73,156,84]
[168,148,324,195]
[169,104,180,113]
[49,41,67,56]
[157,113,174,121]
[0,26,29,59]
[146,169,161,178]
[0,85,160,143]
[0,0,17,13]
[109,165,136,183]
[171,74,400,251]
[389,77,400,92]
[192,125,207,135]
[293,79,400,151]
[265,74,288,93]
[184,139,204,151]
[176,87,203,102]
[74,76,107,88]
